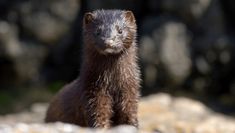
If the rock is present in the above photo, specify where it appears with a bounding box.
[159,22,192,85]
[0,21,48,84]
[172,97,210,121]
[160,0,211,22]
[19,0,79,44]
[0,21,21,58]
[139,93,235,133]
[0,123,138,133]
[0,103,48,124]
[0,0,80,85]
[1,94,235,133]
[140,17,192,91]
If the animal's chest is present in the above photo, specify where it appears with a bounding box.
[99,69,130,89]
[85,65,136,98]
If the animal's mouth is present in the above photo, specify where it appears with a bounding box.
[95,40,123,55]
[95,45,123,55]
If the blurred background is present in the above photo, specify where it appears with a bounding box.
[0,0,235,117]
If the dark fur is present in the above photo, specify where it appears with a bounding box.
[45,10,140,128]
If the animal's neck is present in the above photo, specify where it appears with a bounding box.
[80,44,137,83]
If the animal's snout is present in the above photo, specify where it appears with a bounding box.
[105,39,115,48]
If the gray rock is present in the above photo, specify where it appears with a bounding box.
[140,17,192,89]
[159,22,192,84]
[1,95,235,133]
[19,0,79,44]
[0,103,48,124]
[0,123,138,133]
[0,21,48,84]
[139,93,235,133]
[160,0,211,22]
[0,21,21,58]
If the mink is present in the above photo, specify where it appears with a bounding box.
[45,9,141,128]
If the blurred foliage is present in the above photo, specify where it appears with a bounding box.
[0,88,52,114]
[47,81,66,93]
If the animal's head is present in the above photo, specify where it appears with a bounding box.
[83,10,137,55]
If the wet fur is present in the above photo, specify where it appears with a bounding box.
[45,10,140,128]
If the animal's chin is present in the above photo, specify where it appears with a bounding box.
[103,48,122,54]
[99,48,123,55]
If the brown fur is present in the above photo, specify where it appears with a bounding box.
[45,10,140,128]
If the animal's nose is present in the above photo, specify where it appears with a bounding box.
[105,39,114,47]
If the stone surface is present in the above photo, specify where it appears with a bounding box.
[140,18,192,90]
[0,123,138,133]
[0,0,80,85]
[0,21,47,84]
[0,93,235,133]
[160,0,212,20]
[159,22,192,84]
[19,0,79,44]
[138,93,235,133]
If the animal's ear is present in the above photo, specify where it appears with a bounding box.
[84,12,94,25]
[124,11,135,23]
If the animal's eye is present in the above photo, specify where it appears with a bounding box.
[118,29,122,34]
[116,25,122,34]
[95,28,101,36]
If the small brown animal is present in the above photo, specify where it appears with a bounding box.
[45,9,141,128]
